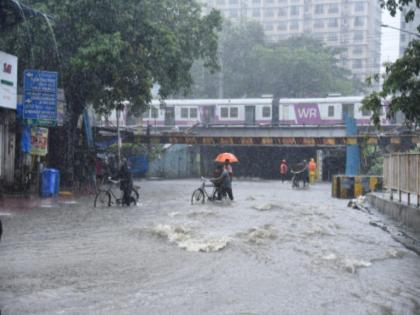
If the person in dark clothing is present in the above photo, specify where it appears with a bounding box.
[213,167,233,201]
[211,165,224,200]
[116,159,134,206]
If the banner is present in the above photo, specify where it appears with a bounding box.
[31,127,48,156]
[0,51,18,110]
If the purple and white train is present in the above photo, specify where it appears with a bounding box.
[140,96,391,128]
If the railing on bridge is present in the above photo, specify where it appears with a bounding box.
[383,153,420,206]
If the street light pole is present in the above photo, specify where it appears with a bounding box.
[116,103,124,168]
[381,23,420,38]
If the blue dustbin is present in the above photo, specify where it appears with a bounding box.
[41,168,60,197]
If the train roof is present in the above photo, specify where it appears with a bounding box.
[150,96,365,106]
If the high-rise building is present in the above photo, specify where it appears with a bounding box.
[202,0,381,82]
[399,5,420,56]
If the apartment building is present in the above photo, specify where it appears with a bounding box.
[399,5,420,56]
[202,0,381,82]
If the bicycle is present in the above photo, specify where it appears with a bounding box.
[94,177,140,207]
[191,177,225,205]
[291,170,307,189]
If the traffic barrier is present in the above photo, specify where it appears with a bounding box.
[332,175,382,199]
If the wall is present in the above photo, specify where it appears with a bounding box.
[148,145,200,178]
[0,109,16,186]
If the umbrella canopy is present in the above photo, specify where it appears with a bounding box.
[215,152,239,163]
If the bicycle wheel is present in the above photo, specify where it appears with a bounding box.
[191,188,205,205]
[94,191,111,207]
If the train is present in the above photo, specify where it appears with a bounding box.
[139,96,391,128]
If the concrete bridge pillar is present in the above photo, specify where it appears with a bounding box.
[344,115,360,176]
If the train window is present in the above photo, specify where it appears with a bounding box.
[230,107,238,118]
[190,108,197,118]
[361,108,371,116]
[262,106,271,117]
[221,107,229,118]
[328,106,334,117]
[181,108,188,118]
[151,107,159,118]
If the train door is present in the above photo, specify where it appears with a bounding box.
[342,103,354,119]
[201,106,215,125]
[245,106,255,125]
[165,107,175,126]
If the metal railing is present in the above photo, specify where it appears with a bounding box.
[383,153,420,206]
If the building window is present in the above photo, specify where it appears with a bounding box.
[151,107,158,119]
[262,106,271,117]
[252,9,261,17]
[264,9,274,17]
[230,107,238,118]
[278,8,287,16]
[290,21,299,30]
[328,33,338,42]
[314,20,324,28]
[353,59,363,69]
[328,18,338,27]
[328,106,334,117]
[278,0,287,3]
[354,16,365,27]
[290,6,299,16]
[264,23,274,31]
[216,0,225,4]
[252,0,261,3]
[221,107,229,118]
[353,46,363,54]
[354,31,364,41]
[278,22,287,30]
[190,108,197,118]
[181,108,188,118]
[265,0,275,3]
[229,9,238,18]
[315,4,324,14]
[355,2,364,11]
[328,4,339,13]
[229,0,238,4]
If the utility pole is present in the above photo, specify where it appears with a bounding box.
[116,103,124,168]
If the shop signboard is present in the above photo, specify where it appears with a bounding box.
[23,70,58,126]
[0,51,18,110]
[31,127,48,156]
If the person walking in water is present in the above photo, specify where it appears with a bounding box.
[280,159,288,182]
[213,161,234,201]
[309,158,317,184]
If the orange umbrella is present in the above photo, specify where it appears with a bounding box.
[214,152,239,163]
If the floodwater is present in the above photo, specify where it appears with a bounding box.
[1,180,420,315]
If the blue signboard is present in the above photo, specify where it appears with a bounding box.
[23,70,58,125]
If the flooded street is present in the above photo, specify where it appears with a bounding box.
[1,179,420,315]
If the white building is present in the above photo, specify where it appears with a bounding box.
[202,0,381,82]
[399,5,420,56]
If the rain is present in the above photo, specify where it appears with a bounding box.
[1,1,420,315]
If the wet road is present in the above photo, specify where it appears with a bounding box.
[1,180,420,315]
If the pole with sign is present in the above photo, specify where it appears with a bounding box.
[23,70,58,126]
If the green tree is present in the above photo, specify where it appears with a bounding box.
[2,0,221,182]
[189,21,362,98]
[363,0,420,127]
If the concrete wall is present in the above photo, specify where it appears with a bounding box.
[366,193,420,232]
[148,145,200,178]
[0,109,16,186]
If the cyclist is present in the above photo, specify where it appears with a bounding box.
[114,158,134,206]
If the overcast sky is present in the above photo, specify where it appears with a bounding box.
[381,9,401,69]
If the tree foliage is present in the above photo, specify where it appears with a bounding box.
[189,21,362,98]
[2,0,222,117]
[363,0,420,127]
